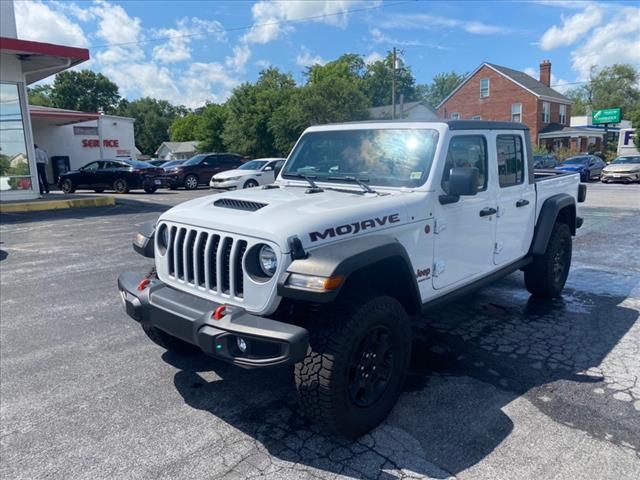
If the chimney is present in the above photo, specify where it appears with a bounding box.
[540,60,551,87]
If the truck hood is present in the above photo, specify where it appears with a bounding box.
[603,163,640,173]
[213,169,256,180]
[159,185,412,252]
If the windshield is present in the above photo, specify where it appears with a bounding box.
[612,156,640,164]
[239,160,268,170]
[564,156,589,165]
[183,154,207,166]
[282,129,439,188]
[123,159,153,168]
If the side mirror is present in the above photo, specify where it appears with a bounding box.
[449,167,479,196]
[263,166,273,171]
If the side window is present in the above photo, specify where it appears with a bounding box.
[204,156,218,166]
[497,135,525,188]
[441,135,488,193]
[84,161,100,171]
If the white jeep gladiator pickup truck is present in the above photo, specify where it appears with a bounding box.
[119,120,586,437]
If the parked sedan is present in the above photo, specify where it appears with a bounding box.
[59,159,164,194]
[163,153,245,189]
[146,159,167,167]
[601,155,640,183]
[555,155,605,182]
[209,158,286,190]
[533,154,558,169]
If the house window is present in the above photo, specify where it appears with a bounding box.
[559,104,566,125]
[542,102,550,123]
[472,115,481,120]
[480,78,490,98]
[73,126,98,136]
[451,112,460,120]
[511,103,522,122]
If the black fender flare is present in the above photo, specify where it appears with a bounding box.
[530,194,576,256]
[133,219,157,258]
[277,235,421,312]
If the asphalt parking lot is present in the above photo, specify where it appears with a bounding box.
[1,183,639,480]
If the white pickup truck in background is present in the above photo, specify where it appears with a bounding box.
[120,120,586,438]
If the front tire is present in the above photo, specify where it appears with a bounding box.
[61,178,75,194]
[142,325,198,354]
[113,178,130,194]
[243,179,259,189]
[295,295,411,438]
[143,185,157,193]
[524,222,572,298]
[184,174,199,190]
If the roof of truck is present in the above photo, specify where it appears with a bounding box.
[315,119,530,131]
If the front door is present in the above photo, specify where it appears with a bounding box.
[433,134,497,290]
[494,134,536,265]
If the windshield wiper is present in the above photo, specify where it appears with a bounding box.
[327,176,377,194]
[283,172,324,193]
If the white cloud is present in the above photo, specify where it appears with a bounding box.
[379,13,512,35]
[14,0,89,46]
[152,18,226,64]
[225,45,252,72]
[90,0,145,64]
[243,0,369,44]
[364,51,384,65]
[539,5,603,50]
[524,67,572,93]
[570,6,640,80]
[370,28,424,46]
[295,46,326,68]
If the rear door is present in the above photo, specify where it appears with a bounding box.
[432,134,497,290]
[493,133,536,265]
[201,155,220,182]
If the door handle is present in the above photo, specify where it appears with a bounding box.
[516,199,530,207]
[479,207,497,217]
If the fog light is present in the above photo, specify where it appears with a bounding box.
[237,337,248,353]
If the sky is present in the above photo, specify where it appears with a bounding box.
[12,0,640,109]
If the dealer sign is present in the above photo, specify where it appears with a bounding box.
[592,108,621,125]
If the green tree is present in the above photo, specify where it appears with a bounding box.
[566,64,640,119]
[50,70,121,113]
[362,51,416,107]
[27,85,53,107]
[223,68,296,157]
[195,103,227,152]
[117,98,184,156]
[169,113,199,142]
[420,71,467,108]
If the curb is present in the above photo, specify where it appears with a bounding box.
[0,196,116,213]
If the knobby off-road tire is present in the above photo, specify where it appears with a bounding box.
[525,222,572,298]
[294,295,412,438]
[142,324,199,354]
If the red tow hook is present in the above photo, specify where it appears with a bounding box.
[137,278,151,291]
[212,305,227,320]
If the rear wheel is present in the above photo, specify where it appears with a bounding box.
[142,325,199,354]
[525,222,572,298]
[61,178,75,194]
[184,174,199,190]
[113,178,130,194]
[143,185,157,193]
[294,295,411,438]
[243,179,259,189]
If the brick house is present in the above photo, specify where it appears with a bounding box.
[437,61,571,145]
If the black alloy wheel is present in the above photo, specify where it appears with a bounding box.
[348,325,394,407]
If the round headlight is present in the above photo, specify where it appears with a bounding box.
[258,245,277,276]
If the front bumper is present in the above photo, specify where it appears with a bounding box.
[118,271,309,368]
[601,172,640,183]
[209,178,240,189]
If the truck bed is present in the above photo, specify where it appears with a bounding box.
[533,170,581,220]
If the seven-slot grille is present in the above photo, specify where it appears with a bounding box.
[164,225,248,299]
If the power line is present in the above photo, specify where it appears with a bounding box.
[89,0,419,50]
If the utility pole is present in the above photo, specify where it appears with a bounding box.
[391,47,397,120]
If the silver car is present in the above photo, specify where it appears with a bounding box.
[601,155,640,183]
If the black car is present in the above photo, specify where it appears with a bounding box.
[58,159,164,194]
[147,159,168,167]
[163,153,245,189]
[533,154,558,169]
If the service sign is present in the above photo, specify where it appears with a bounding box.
[592,108,621,125]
